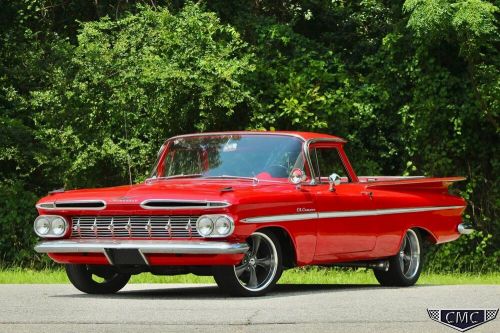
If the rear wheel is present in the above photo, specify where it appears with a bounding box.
[65,264,130,294]
[374,229,423,286]
[213,231,283,297]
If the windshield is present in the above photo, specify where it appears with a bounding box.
[151,134,305,182]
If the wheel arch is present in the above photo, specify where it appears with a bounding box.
[392,226,437,256]
[254,226,297,269]
[411,226,438,245]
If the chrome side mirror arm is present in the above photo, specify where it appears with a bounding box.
[328,173,341,192]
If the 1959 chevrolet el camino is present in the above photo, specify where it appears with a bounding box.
[34,131,471,296]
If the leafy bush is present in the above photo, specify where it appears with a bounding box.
[0,181,51,267]
[0,0,498,270]
[426,232,500,273]
[32,4,254,187]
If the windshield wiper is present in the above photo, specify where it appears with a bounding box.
[146,174,203,182]
[203,175,259,183]
[147,174,262,184]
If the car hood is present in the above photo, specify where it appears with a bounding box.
[36,179,307,213]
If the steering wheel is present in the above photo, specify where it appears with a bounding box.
[266,165,289,178]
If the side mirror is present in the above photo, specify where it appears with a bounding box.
[289,168,306,188]
[328,173,341,192]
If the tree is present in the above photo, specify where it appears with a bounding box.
[32,4,254,188]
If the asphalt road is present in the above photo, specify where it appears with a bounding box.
[1,284,499,333]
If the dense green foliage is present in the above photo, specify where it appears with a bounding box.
[0,0,498,270]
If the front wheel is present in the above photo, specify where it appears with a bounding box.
[65,264,131,294]
[213,231,283,297]
[374,228,423,286]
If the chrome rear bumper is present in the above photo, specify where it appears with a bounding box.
[35,239,249,255]
[457,223,474,235]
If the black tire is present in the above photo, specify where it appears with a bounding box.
[374,229,423,286]
[213,231,283,297]
[65,264,131,294]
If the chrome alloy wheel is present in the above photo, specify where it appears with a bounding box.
[374,228,423,287]
[234,232,278,292]
[399,229,421,279]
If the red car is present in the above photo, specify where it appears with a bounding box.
[34,131,470,296]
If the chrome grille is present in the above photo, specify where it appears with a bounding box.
[71,216,202,239]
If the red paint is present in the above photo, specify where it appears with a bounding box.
[145,254,244,266]
[36,131,466,268]
[49,253,109,265]
[48,253,244,266]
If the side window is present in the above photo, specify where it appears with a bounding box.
[313,148,350,183]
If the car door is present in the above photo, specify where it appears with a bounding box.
[310,144,377,258]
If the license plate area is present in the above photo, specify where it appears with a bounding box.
[105,249,148,265]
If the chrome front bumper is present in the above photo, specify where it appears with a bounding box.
[34,239,249,255]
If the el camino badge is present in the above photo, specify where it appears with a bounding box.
[427,308,498,332]
[297,207,315,213]
[111,197,138,203]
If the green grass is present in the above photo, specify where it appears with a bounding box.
[1,267,499,284]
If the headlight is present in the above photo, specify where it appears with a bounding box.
[196,214,234,238]
[33,215,68,238]
[215,216,232,236]
[34,217,50,235]
[197,216,214,237]
[51,217,67,236]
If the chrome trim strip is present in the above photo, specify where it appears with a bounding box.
[317,206,465,218]
[168,131,308,142]
[138,250,150,265]
[140,199,231,210]
[457,223,474,235]
[358,176,425,181]
[241,206,465,223]
[241,212,319,223]
[36,202,55,209]
[303,139,317,185]
[34,239,249,255]
[36,200,107,211]
[102,250,114,265]
[36,202,54,209]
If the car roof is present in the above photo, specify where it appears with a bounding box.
[169,131,346,143]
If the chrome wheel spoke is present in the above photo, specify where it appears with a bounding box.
[247,266,258,288]
[399,255,405,272]
[251,236,261,257]
[402,235,407,251]
[256,257,272,268]
[235,264,248,277]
